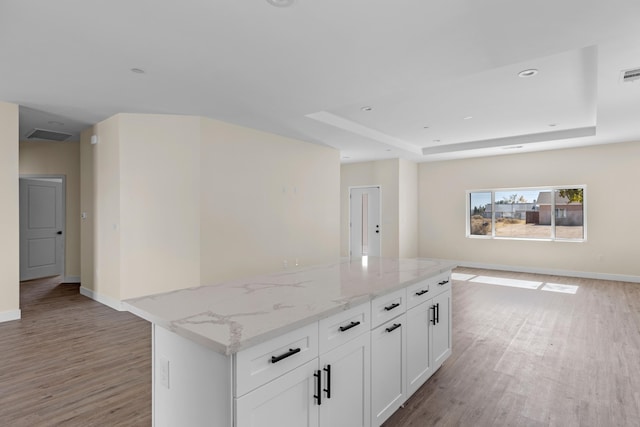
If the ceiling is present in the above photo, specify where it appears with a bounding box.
[2,0,640,163]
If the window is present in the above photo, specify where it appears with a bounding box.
[467,187,585,241]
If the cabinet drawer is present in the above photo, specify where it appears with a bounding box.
[430,272,451,297]
[371,288,406,329]
[318,302,370,354]
[406,279,432,310]
[234,322,319,397]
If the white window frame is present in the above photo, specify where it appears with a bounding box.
[466,185,587,242]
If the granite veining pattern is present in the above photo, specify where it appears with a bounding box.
[124,257,456,355]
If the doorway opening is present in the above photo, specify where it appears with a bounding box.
[19,175,66,282]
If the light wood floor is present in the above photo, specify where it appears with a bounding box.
[2,269,639,426]
[385,268,640,427]
[0,276,151,426]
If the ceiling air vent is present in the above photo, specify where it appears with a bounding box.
[621,67,640,83]
[25,128,72,141]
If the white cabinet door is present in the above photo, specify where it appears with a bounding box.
[371,313,407,427]
[236,359,319,427]
[431,290,452,369]
[319,332,370,427]
[406,300,432,397]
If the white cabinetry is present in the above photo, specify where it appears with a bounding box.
[319,332,370,427]
[150,268,452,427]
[236,359,319,427]
[406,272,451,398]
[371,313,407,426]
[238,303,371,427]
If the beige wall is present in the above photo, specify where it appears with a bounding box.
[199,118,340,283]
[398,159,418,258]
[418,141,640,278]
[19,140,81,279]
[0,102,19,320]
[118,114,201,299]
[341,159,418,259]
[80,113,340,305]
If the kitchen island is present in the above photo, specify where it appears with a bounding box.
[124,257,456,427]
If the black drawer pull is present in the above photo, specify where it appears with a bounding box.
[314,370,322,405]
[384,302,400,311]
[385,323,401,333]
[438,280,449,286]
[270,347,301,363]
[323,364,331,399]
[415,289,429,296]
[338,321,361,332]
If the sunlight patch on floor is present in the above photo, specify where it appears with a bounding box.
[470,275,542,290]
[453,272,579,294]
[540,282,579,294]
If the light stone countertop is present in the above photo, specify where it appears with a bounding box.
[123,257,456,355]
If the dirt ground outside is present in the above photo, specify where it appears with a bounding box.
[495,222,583,239]
[471,217,583,239]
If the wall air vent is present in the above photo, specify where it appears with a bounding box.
[25,128,72,141]
[621,67,640,83]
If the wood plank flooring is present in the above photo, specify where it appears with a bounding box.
[2,268,639,426]
[0,276,151,426]
[384,268,640,427]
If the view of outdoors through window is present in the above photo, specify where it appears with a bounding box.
[469,188,584,240]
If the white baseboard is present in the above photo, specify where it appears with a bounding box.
[456,261,640,284]
[63,275,81,284]
[0,309,21,323]
[79,286,125,311]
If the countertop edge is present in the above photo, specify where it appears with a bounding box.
[124,259,457,355]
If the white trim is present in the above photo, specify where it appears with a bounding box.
[63,275,81,283]
[79,286,125,311]
[456,260,640,284]
[0,309,21,323]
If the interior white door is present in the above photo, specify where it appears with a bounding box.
[19,177,64,281]
[349,187,381,257]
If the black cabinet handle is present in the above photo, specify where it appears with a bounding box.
[438,280,449,286]
[323,364,331,399]
[436,303,440,324]
[431,305,437,325]
[415,289,429,296]
[314,370,322,405]
[384,302,400,311]
[338,321,361,332]
[56,231,63,235]
[270,347,301,364]
[385,323,401,333]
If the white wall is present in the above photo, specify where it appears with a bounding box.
[0,101,20,321]
[418,141,640,280]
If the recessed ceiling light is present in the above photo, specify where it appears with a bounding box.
[342,156,351,159]
[433,139,441,143]
[361,106,373,112]
[503,145,523,150]
[463,116,473,120]
[47,120,64,126]
[423,126,430,129]
[518,69,538,78]
[548,123,558,127]
[130,68,146,74]
[385,149,392,152]
[266,0,294,7]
